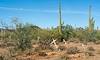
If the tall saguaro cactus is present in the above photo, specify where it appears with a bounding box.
[88,5,95,32]
[58,0,63,35]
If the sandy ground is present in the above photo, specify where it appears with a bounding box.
[0,42,100,60]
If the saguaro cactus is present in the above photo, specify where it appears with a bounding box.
[58,0,63,35]
[88,5,95,32]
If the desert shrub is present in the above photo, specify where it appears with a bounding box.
[68,38,80,43]
[10,19,36,51]
[85,46,95,56]
[67,47,80,54]
[33,40,54,52]
[85,51,95,56]
[60,55,70,60]
[75,28,97,43]
[13,23,33,51]
[38,40,53,50]
[95,31,100,40]
[87,46,95,51]
[34,47,41,52]
[38,29,52,41]
[0,42,6,48]
[6,42,16,47]
[7,47,17,57]
[38,52,47,56]
[0,48,11,60]
[50,28,62,41]
[95,40,100,44]
[58,46,66,51]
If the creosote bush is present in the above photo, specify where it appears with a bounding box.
[14,23,32,51]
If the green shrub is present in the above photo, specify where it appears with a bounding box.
[12,23,33,51]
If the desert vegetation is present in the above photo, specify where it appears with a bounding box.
[0,0,100,60]
[0,16,100,60]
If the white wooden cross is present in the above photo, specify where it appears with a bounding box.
[81,43,87,52]
[63,39,67,45]
[50,39,58,49]
[50,39,56,44]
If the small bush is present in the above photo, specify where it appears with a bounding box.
[34,47,41,52]
[38,52,47,56]
[6,42,16,47]
[0,43,6,48]
[67,47,80,54]
[87,46,95,51]
[7,47,17,57]
[58,46,66,51]
[38,40,53,50]
[95,40,100,44]
[60,55,70,60]
[85,46,95,56]
[85,51,95,56]
[0,48,11,60]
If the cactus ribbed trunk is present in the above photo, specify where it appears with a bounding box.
[58,0,62,35]
[88,5,95,33]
